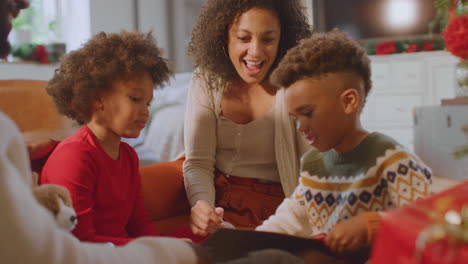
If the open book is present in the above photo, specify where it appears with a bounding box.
[201,228,326,262]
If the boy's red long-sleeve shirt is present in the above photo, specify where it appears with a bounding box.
[41,126,158,245]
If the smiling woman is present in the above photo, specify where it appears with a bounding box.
[140,0,314,241]
[188,0,312,86]
[227,8,280,86]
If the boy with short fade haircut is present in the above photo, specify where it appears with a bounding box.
[256,30,432,255]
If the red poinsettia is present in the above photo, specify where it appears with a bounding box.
[406,43,418,53]
[443,13,468,60]
[423,41,435,51]
[376,41,396,55]
[32,45,49,64]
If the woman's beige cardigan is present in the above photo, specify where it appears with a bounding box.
[183,75,310,207]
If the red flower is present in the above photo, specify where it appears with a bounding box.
[423,41,434,51]
[32,45,50,64]
[407,43,418,53]
[376,41,396,55]
[443,14,468,60]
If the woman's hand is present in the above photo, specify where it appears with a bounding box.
[190,200,224,236]
[324,214,368,254]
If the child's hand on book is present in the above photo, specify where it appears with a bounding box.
[190,200,224,236]
[324,214,367,254]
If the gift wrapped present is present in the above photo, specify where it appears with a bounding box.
[370,181,468,264]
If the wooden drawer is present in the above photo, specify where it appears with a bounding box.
[371,62,391,90]
[430,65,457,103]
[391,61,423,91]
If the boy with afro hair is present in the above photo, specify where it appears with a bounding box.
[256,30,432,260]
[41,31,171,245]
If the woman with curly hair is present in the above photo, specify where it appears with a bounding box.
[40,31,172,245]
[185,0,313,236]
[143,0,313,238]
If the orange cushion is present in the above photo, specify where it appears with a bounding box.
[139,159,190,221]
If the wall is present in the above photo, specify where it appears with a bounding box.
[136,0,171,65]
[302,0,313,24]
[138,0,203,73]
[60,0,91,52]
[89,0,137,35]
[61,0,137,52]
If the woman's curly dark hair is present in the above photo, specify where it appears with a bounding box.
[271,30,372,98]
[188,0,313,89]
[46,31,171,125]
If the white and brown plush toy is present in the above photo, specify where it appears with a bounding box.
[32,183,78,231]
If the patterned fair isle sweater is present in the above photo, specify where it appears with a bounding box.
[256,132,432,237]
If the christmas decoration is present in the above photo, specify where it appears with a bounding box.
[365,37,445,56]
[443,13,468,60]
[11,43,61,64]
[442,0,468,97]
[375,41,396,55]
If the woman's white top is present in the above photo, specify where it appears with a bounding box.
[217,107,279,182]
[183,74,311,207]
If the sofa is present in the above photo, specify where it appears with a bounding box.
[0,79,191,235]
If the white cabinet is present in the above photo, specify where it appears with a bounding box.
[414,106,468,180]
[362,51,459,151]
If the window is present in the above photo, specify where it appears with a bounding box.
[10,0,91,54]
[10,0,61,45]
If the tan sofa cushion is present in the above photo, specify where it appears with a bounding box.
[0,79,74,141]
